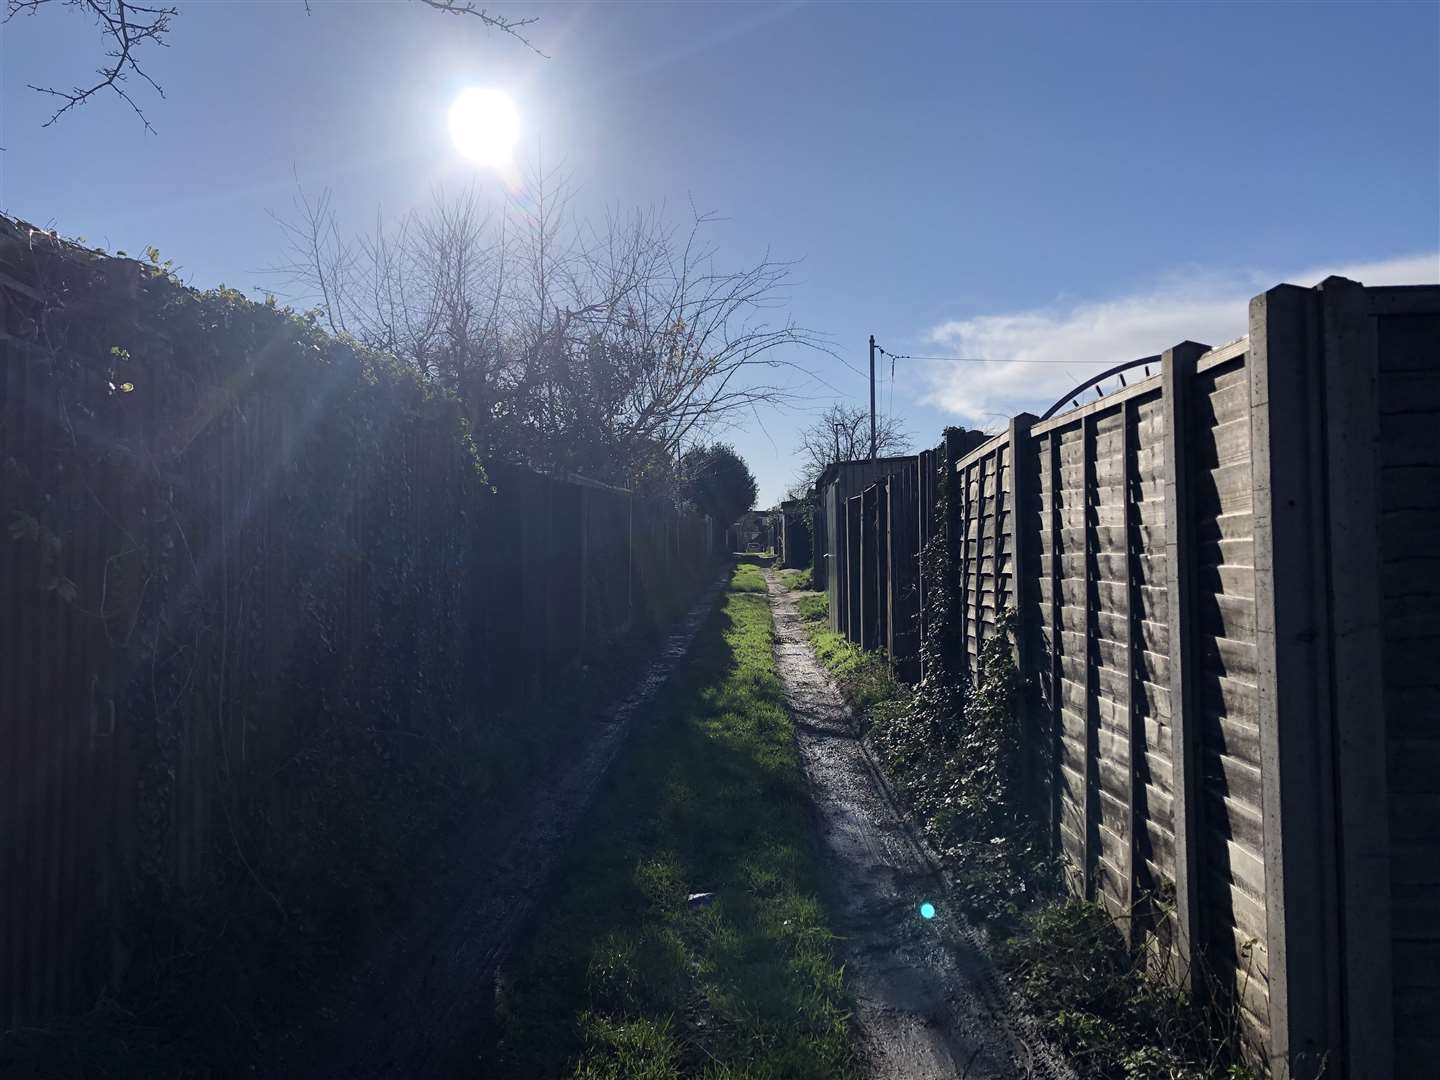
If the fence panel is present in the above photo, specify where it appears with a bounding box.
[1055,422,1090,895]
[1085,407,1126,915]
[945,336,1308,1061]
[1128,390,1177,942]
[1374,289,1440,1078]
[1190,350,1270,1039]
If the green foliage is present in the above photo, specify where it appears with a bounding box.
[0,223,711,1072]
[870,603,1052,920]
[730,556,770,593]
[498,565,854,1079]
[807,626,902,717]
[778,566,813,592]
[681,443,758,527]
[793,591,827,624]
[3,264,512,1063]
[862,446,1052,921]
[1004,901,1260,1080]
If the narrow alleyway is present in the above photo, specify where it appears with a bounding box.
[764,571,1067,1080]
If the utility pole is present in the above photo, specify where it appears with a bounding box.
[833,422,841,464]
[868,334,877,459]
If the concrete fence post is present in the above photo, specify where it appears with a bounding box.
[1161,340,1207,989]
[1250,284,1342,1079]
[1249,279,1395,1079]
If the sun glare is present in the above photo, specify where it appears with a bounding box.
[448,88,520,168]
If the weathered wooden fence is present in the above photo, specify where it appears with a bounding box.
[0,218,717,1028]
[480,463,714,705]
[820,277,1440,1079]
[816,455,923,649]
[777,500,811,570]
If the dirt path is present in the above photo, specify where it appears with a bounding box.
[262,574,728,1078]
[765,571,1069,1080]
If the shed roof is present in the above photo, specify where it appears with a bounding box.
[815,455,917,493]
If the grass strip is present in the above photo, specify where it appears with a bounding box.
[495,558,854,1079]
[783,588,900,718]
[774,567,813,592]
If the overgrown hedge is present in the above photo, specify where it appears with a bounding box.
[0,218,709,1071]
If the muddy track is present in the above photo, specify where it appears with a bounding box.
[261,573,729,1078]
[765,571,1072,1080]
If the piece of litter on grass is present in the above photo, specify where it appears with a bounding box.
[687,892,716,910]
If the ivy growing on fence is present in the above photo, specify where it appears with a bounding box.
[868,435,1052,921]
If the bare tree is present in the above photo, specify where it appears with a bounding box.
[7,0,540,131]
[792,403,911,492]
[271,168,830,491]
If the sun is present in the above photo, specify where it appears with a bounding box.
[448,88,520,168]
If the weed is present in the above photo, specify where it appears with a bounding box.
[793,593,827,623]
[777,567,814,591]
[805,627,901,717]
[1004,900,1260,1080]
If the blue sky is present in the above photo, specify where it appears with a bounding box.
[3,0,1437,506]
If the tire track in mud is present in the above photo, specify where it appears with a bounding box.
[765,571,1071,1080]
[264,572,729,1078]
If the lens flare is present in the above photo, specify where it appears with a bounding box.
[448,88,520,169]
[919,901,936,920]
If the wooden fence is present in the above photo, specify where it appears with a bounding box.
[480,463,714,705]
[0,219,717,1028]
[777,501,811,571]
[821,277,1439,1079]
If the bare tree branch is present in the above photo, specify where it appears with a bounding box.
[10,0,175,133]
[8,0,542,130]
[791,403,911,493]
[269,169,831,493]
[413,0,546,56]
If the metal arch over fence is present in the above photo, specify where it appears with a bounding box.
[1038,354,1162,421]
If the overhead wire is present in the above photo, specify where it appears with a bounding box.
[868,340,1160,427]
[873,343,1086,365]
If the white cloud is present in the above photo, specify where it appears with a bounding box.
[921,252,1440,425]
